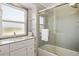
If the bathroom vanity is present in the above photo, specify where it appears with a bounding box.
[0,36,35,56]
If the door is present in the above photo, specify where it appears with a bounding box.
[55,4,79,51]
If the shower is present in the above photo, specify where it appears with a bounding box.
[38,3,79,56]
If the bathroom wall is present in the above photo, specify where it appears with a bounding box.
[30,5,38,55]
[0,4,2,36]
[48,4,79,52]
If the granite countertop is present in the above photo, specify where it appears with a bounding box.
[0,36,34,46]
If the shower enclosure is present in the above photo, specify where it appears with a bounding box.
[37,3,79,56]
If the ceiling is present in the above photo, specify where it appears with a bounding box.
[12,3,62,11]
[33,3,60,11]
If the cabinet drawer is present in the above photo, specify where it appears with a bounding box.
[10,39,34,51]
[0,44,9,55]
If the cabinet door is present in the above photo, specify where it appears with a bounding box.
[0,44,9,56]
[27,45,34,56]
[10,39,34,56]
[10,46,34,56]
[10,40,28,51]
[10,48,27,56]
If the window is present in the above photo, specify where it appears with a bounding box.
[0,4,27,38]
[39,16,44,31]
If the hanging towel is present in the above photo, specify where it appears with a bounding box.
[41,29,49,41]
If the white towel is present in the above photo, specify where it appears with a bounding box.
[41,29,49,41]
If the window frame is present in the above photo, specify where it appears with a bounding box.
[39,16,45,32]
[0,3,28,39]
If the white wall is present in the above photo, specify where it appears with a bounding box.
[0,4,2,36]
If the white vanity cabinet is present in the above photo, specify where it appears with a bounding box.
[10,39,34,56]
[0,37,35,56]
[0,44,9,56]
